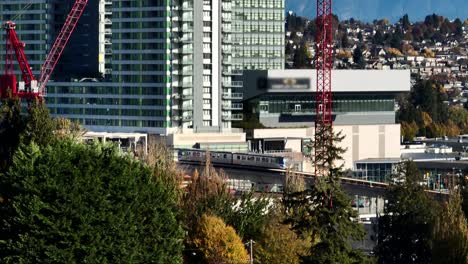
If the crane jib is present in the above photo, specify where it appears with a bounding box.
[0,0,90,100]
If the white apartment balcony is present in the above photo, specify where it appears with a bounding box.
[181,104,193,110]
[222,114,243,121]
[222,103,243,110]
[222,81,243,88]
[222,93,243,100]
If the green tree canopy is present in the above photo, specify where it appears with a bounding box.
[283,129,366,264]
[293,42,312,69]
[0,141,184,263]
[375,161,439,264]
[353,46,366,69]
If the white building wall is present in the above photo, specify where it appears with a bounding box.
[253,124,401,170]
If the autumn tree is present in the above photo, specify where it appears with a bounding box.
[182,156,271,261]
[432,190,468,264]
[254,206,309,264]
[401,121,419,141]
[191,214,249,264]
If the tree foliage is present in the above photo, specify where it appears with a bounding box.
[353,46,366,69]
[182,158,271,262]
[0,141,184,263]
[375,161,438,264]
[283,128,366,263]
[432,190,468,264]
[191,214,249,264]
[293,42,312,69]
[254,208,309,264]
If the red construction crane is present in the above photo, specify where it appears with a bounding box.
[315,0,333,176]
[0,0,89,100]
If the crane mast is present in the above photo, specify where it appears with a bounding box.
[315,0,333,176]
[0,0,89,100]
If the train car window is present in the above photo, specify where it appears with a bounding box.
[248,156,254,161]
[242,156,246,160]
[223,154,227,159]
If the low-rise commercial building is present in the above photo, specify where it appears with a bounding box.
[241,69,410,171]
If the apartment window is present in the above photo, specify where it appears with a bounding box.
[203,75,211,82]
[203,43,211,50]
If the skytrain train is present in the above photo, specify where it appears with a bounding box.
[177,149,288,170]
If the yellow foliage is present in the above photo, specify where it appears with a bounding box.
[254,221,309,264]
[421,112,433,127]
[336,50,352,59]
[401,121,419,141]
[445,120,461,137]
[402,44,419,56]
[387,48,403,57]
[423,48,435,58]
[433,191,468,263]
[192,214,249,264]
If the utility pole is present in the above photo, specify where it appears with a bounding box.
[247,239,255,264]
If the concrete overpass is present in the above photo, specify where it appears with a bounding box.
[178,161,448,215]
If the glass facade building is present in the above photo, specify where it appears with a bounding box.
[0,0,285,134]
[232,0,285,71]
[354,159,400,183]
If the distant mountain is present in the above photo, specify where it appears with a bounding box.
[286,0,468,22]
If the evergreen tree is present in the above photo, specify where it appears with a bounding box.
[283,128,366,264]
[341,32,350,48]
[293,42,312,69]
[454,18,463,37]
[0,97,24,172]
[375,161,438,264]
[400,14,411,30]
[0,141,184,263]
[353,46,366,69]
[373,30,385,45]
[357,31,363,42]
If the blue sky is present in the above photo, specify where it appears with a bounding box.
[286,0,468,22]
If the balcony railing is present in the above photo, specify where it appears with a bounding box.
[223,81,243,88]
[222,114,243,121]
[222,103,243,110]
[222,93,243,100]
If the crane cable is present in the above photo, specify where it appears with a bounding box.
[11,1,34,22]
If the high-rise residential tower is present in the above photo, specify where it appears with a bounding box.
[0,0,285,135]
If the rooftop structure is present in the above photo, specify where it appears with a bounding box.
[242,69,410,128]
